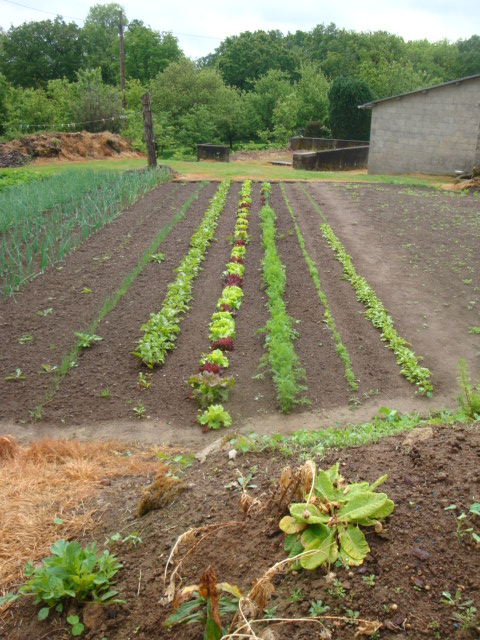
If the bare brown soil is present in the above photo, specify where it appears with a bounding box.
[0,132,143,167]
[1,179,480,639]
[2,423,480,639]
[1,181,479,438]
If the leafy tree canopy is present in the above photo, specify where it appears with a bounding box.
[328,76,375,140]
[0,18,85,88]
[209,30,300,90]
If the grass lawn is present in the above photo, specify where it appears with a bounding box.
[6,155,453,189]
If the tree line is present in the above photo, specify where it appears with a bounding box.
[0,2,479,152]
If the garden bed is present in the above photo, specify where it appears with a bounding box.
[1,181,479,437]
[2,422,479,639]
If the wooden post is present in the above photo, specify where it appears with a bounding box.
[119,11,126,109]
[141,92,157,168]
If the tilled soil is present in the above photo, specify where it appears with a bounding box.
[1,180,479,439]
[2,423,479,639]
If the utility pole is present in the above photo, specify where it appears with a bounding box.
[141,92,157,168]
[119,10,126,109]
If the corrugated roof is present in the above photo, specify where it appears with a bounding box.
[358,73,480,109]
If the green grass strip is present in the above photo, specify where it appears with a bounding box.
[280,184,358,392]
[300,186,432,395]
[232,407,474,458]
[259,189,307,413]
[36,182,206,415]
[134,179,231,368]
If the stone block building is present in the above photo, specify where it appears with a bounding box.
[360,74,480,175]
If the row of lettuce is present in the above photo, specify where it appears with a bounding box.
[131,179,432,430]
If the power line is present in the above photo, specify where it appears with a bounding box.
[2,0,82,22]
[1,0,222,40]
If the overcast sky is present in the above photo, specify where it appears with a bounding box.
[1,0,479,59]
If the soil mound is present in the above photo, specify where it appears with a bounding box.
[0,132,143,167]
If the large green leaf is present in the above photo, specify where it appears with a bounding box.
[300,530,337,570]
[284,534,304,558]
[324,463,341,483]
[337,492,388,523]
[339,525,370,562]
[314,470,335,501]
[290,503,329,524]
[300,523,331,549]
[279,516,308,534]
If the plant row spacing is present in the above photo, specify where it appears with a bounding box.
[258,182,307,413]
[188,180,252,430]
[133,179,231,368]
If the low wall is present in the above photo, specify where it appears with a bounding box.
[196,144,229,162]
[290,136,367,151]
[293,146,369,171]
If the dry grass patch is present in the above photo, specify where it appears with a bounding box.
[0,435,159,593]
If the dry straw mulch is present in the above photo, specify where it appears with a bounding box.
[0,435,158,593]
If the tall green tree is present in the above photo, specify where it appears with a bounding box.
[209,30,299,90]
[124,22,183,84]
[70,69,123,132]
[246,69,293,133]
[150,59,225,118]
[295,63,330,125]
[328,76,374,140]
[0,18,84,88]
[0,73,11,134]
[456,35,480,77]
[83,3,124,85]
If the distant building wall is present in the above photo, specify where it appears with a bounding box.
[293,146,369,171]
[290,137,367,151]
[367,78,480,175]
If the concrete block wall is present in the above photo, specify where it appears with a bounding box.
[367,77,480,175]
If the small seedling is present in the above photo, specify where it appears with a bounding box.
[345,608,360,624]
[138,372,152,390]
[150,252,165,264]
[105,532,142,548]
[29,405,42,421]
[80,287,92,294]
[288,588,304,603]
[17,334,33,344]
[38,364,57,374]
[100,388,111,398]
[362,574,376,587]
[74,332,102,348]
[67,615,84,636]
[328,579,346,599]
[36,307,53,316]
[309,600,330,616]
[469,326,480,334]
[133,401,146,419]
[444,503,480,542]
[5,368,25,381]
[263,605,278,619]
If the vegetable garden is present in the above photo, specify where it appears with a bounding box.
[1,172,479,639]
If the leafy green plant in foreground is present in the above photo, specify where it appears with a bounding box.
[164,567,240,638]
[188,372,235,408]
[198,404,232,429]
[280,462,394,569]
[0,540,123,620]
